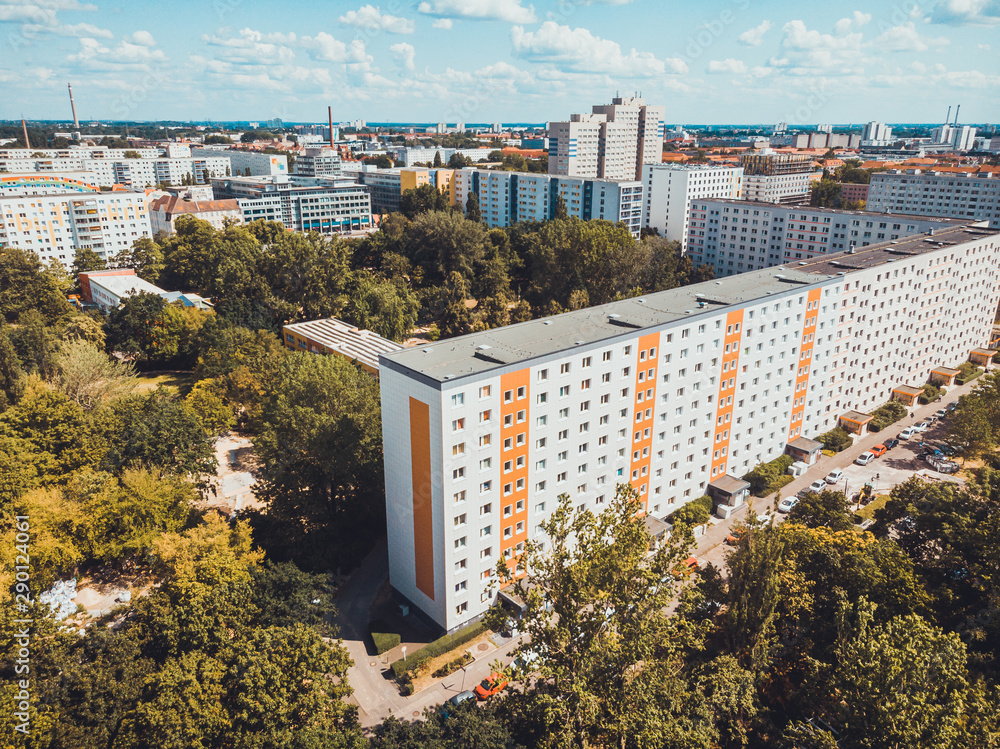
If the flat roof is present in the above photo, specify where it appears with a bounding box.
[284,318,402,371]
[91,274,165,298]
[932,366,961,375]
[382,224,999,384]
[840,410,874,423]
[788,436,822,452]
[892,385,924,396]
[710,475,750,494]
[971,347,997,356]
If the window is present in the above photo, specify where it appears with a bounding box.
[504,390,513,403]
[455,536,467,548]
[480,458,492,470]
[517,386,526,400]
[454,513,467,526]
[479,410,491,423]
[479,385,491,398]
[537,392,548,404]
[453,443,465,456]
[455,558,467,570]
[454,490,466,503]
[538,369,549,381]
[455,581,467,593]
[480,526,491,537]
[456,602,468,615]
[560,386,571,397]
[479,434,491,447]
[560,363,571,374]
[452,393,464,406]
[452,418,465,432]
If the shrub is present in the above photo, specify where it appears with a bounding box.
[390,621,486,680]
[432,652,473,678]
[817,427,852,453]
[957,362,983,385]
[919,383,944,405]
[870,400,908,431]
[743,455,794,496]
[369,619,401,655]
[668,494,712,527]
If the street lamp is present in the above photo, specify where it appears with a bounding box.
[402,646,407,663]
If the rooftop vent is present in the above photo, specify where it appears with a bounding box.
[847,243,856,254]
[476,344,492,351]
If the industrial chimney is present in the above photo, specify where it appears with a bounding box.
[68,82,79,129]
[21,118,30,148]
[328,106,334,148]
[954,104,960,126]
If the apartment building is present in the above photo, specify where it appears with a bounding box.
[866,169,1000,228]
[840,183,869,204]
[0,152,230,189]
[0,173,98,197]
[0,145,160,164]
[386,147,493,167]
[380,223,1000,632]
[191,147,288,176]
[739,151,813,205]
[549,97,665,180]
[210,175,372,234]
[686,199,967,276]
[641,164,743,247]
[294,147,342,177]
[0,190,151,267]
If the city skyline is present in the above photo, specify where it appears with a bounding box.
[1,0,998,125]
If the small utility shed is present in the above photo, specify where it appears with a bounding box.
[839,410,873,435]
[785,436,823,465]
[892,384,924,407]
[930,366,961,387]
[707,475,750,509]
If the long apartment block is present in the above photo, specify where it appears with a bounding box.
[379,224,1000,633]
[687,199,972,277]
[866,169,1000,228]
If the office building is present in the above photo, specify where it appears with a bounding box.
[211,175,372,234]
[641,164,743,247]
[149,193,243,235]
[281,318,402,377]
[866,169,1000,228]
[549,97,665,180]
[357,168,407,213]
[686,199,969,276]
[790,132,862,149]
[739,151,813,205]
[386,147,493,167]
[0,190,151,267]
[294,147,342,177]
[379,223,1000,632]
[932,124,977,152]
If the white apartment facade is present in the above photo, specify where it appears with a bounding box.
[866,170,1000,228]
[686,199,969,276]
[0,191,151,267]
[742,173,811,205]
[380,224,1000,632]
[0,154,230,188]
[547,117,602,178]
[642,164,743,247]
[191,147,288,177]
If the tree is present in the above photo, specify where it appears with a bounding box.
[553,194,568,220]
[159,214,224,293]
[0,246,71,322]
[399,184,448,218]
[261,230,351,321]
[785,489,854,531]
[184,379,235,437]
[104,291,176,364]
[59,313,106,347]
[251,353,384,571]
[447,152,471,168]
[113,237,165,283]
[404,210,489,287]
[102,389,217,479]
[0,323,24,410]
[432,150,443,167]
[341,272,420,342]
[485,486,715,749]
[465,190,482,223]
[810,178,842,208]
[371,702,521,749]
[54,339,136,410]
[71,247,107,285]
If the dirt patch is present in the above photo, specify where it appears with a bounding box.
[199,433,265,518]
[409,631,497,694]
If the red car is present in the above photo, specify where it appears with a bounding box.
[671,556,700,578]
[475,672,509,700]
[871,444,887,457]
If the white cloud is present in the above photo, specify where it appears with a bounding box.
[738,20,772,46]
[931,0,1000,25]
[510,21,687,77]
[129,30,156,46]
[390,41,416,70]
[0,0,97,25]
[67,34,167,69]
[707,58,747,74]
[417,0,536,24]
[774,20,865,71]
[978,42,991,48]
[432,18,452,28]
[338,5,415,34]
[873,22,950,51]
[21,20,110,37]
[203,28,298,65]
[834,10,872,34]
[301,32,370,63]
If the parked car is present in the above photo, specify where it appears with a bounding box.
[915,421,931,432]
[947,402,958,412]
[808,479,827,493]
[899,427,916,439]
[936,409,948,419]
[475,673,509,700]
[449,690,477,706]
[726,527,748,545]
[871,444,888,457]
[778,496,799,513]
[825,468,844,484]
[855,452,875,466]
[513,645,545,675]
[884,438,900,450]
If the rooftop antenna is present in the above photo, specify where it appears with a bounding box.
[945,105,951,126]
[21,117,30,148]
[68,82,79,129]
[954,104,960,126]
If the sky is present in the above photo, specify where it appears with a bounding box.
[1,0,998,126]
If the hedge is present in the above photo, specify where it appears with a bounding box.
[919,384,944,405]
[667,494,712,527]
[957,362,983,385]
[869,400,907,432]
[743,455,794,496]
[390,621,486,680]
[818,427,852,453]
[369,619,401,655]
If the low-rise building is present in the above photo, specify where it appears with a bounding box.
[191,147,288,176]
[149,193,243,235]
[282,318,402,376]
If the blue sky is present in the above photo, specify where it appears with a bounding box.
[1,0,998,125]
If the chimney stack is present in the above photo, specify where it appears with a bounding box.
[328,106,334,148]
[68,82,79,129]
[21,118,30,149]
[945,105,951,126]
[954,104,960,126]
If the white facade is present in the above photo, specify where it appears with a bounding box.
[0,191,151,267]
[0,153,230,188]
[686,199,972,276]
[742,173,811,205]
[381,225,1000,632]
[931,125,977,151]
[192,147,288,176]
[642,164,743,247]
[866,170,1000,228]
[547,117,602,178]
[862,121,892,142]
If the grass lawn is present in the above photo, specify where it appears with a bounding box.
[134,370,199,397]
[855,494,891,522]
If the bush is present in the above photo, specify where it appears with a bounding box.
[432,652,473,678]
[390,621,486,680]
[957,362,983,385]
[668,494,712,527]
[743,455,794,496]
[818,427,852,453]
[919,383,944,405]
[369,619,402,655]
[870,400,908,431]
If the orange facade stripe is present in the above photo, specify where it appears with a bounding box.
[499,369,530,569]
[711,310,745,478]
[409,397,435,600]
[628,333,661,513]
[787,289,822,440]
